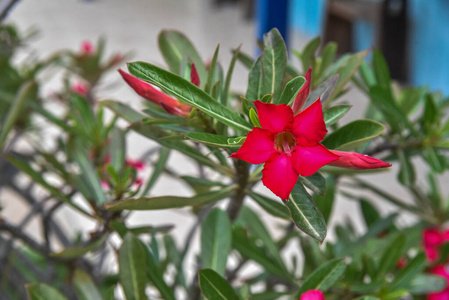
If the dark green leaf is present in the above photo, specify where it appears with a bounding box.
[199,269,238,300]
[297,258,346,294]
[397,150,415,187]
[118,233,147,300]
[285,182,327,242]
[262,28,287,101]
[314,175,335,223]
[391,252,426,290]
[206,45,220,94]
[376,234,406,280]
[128,62,252,132]
[101,100,145,123]
[223,45,241,106]
[73,269,103,300]
[298,172,325,196]
[304,74,339,108]
[296,36,320,71]
[110,128,126,172]
[424,147,445,173]
[144,243,176,300]
[322,119,385,151]
[186,132,241,149]
[372,50,392,96]
[318,42,337,77]
[323,105,351,126]
[201,208,232,276]
[246,57,263,101]
[51,235,108,259]
[105,186,234,211]
[278,76,306,105]
[247,190,290,220]
[140,148,170,196]
[158,30,207,85]
[26,283,69,300]
[360,199,381,228]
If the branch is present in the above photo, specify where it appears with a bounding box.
[226,159,250,221]
[0,0,20,23]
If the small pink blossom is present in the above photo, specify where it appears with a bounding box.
[300,290,325,300]
[428,264,449,299]
[71,82,89,96]
[125,158,145,172]
[80,40,94,55]
[423,228,449,261]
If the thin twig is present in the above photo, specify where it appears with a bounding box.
[0,0,20,23]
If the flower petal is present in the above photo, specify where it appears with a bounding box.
[328,150,391,170]
[292,67,312,115]
[292,144,339,176]
[300,290,326,300]
[292,99,327,146]
[262,152,298,200]
[190,63,200,87]
[230,128,275,164]
[254,101,293,133]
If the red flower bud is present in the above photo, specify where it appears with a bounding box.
[292,67,312,115]
[190,63,200,87]
[80,40,94,55]
[328,150,391,170]
[118,69,191,116]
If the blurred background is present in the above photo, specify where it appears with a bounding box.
[1,0,449,289]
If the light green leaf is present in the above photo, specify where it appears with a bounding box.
[51,234,108,259]
[201,208,232,276]
[262,28,288,101]
[246,57,263,101]
[119,233,147,300]
[247,190,290,220]
[186,132,241,149]
[110,128,126,172]
[323,105,351,126]
[205,44,220,94]
[73,269,103,300]
[100,100,145,123]
[297,258,346,294]
[408,274,447,294]
[105,186,235,211]
[286,182,327,242]
[223,45,241,106]
[128,62,252,133]
[144,243,176,300]
[26,283,69,300]
[376,234,406,280]
[249,108,261,128]
[199,269,238,300]
[278,76,306,105]
[322,119,385,151]
[158,30,207,85]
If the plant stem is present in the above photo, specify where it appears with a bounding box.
[226,159,250,221]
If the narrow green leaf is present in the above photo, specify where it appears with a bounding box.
[158,30,207,85]
[397,150,415,187]
[246,57,263,101]
[373,50,392,95]
[51,234,108,259]
[262,28,288,101]
[119,233,147,300]
[298,172,325,196]
[323,105,351,126]
[73,269,103,300]
[360,199,381,228]
[314,175,335,223]
[408,274,447,294]
[286,182,327,242]
[391,252,426,290]
[199,269,238,300]
[110,128,126,172]
[298,258,346,294]
[0,81,35,151]
[304,74,339,108]
[140,148,170,196]
[234,49,254,69]
[186,132,241,148]
[128,62,252,133]
[201,208,232,275]
[249,108,261,128]
[206,44,220,94]
[144,243,176,300]
[322,119,385,151]
[247,190,290,220]
[376,234,406,280]
[278,76,306,105]
[318,42,337,77]
[223,45,241,106]
[424,147,445,174]
[26,283,69,300]
[100,100,145,123]
[105,186,235,211]
[296,36,320,71]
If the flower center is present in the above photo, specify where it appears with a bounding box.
[274,131,297,154]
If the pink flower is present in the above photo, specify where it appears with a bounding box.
[292,67,311,115]
[328,150,391,170]
[125,158,145,171]
[300,290,325,300]
[230,99,339,200]
[80,40,94,55]
[71,82,89,96]
[190,63,200,87]
[423,228,449,261]
[428,265,449,299]
[119,69,191,116]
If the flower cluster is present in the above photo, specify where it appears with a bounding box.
[423,228,449,299]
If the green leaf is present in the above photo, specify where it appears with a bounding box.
[144,243,176,300]
[397,150,415,187]
[246,57,263,101]
[247,190,290,220]
[140,148,170,196]
[105,186,235,211]
[201,208,232,276]
[205,44,220,94]
[110,128,126,172]
[296,36,320,71]
[223,45,241,107]
[186,132,241,149]
[128,61,252,133]
[298,172,325,196]
[314,175,335,223]
[318,42,337,77]
[119,233,147,300]
[424,147,445,173]
[198,269,238,300]
[26,283,69,300]
[391,252,426,290]
[297,258,346,294]
[100,100,145,123]
[322,119,385,151]
[304,74,339,108]
[227,136,246,147]
[376,234,406,280]
[51,234,108,259]
[73,269,103,300]
[285,182,327,242]
[158,30,207,85]
[261,28,288,101]
[408,274,447,294]
[249,108,261,128]
[360,199,381,228]
[372,50,392,96]
[278,76,306,105]
[323,105,351,126]
[0,81,35,151]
